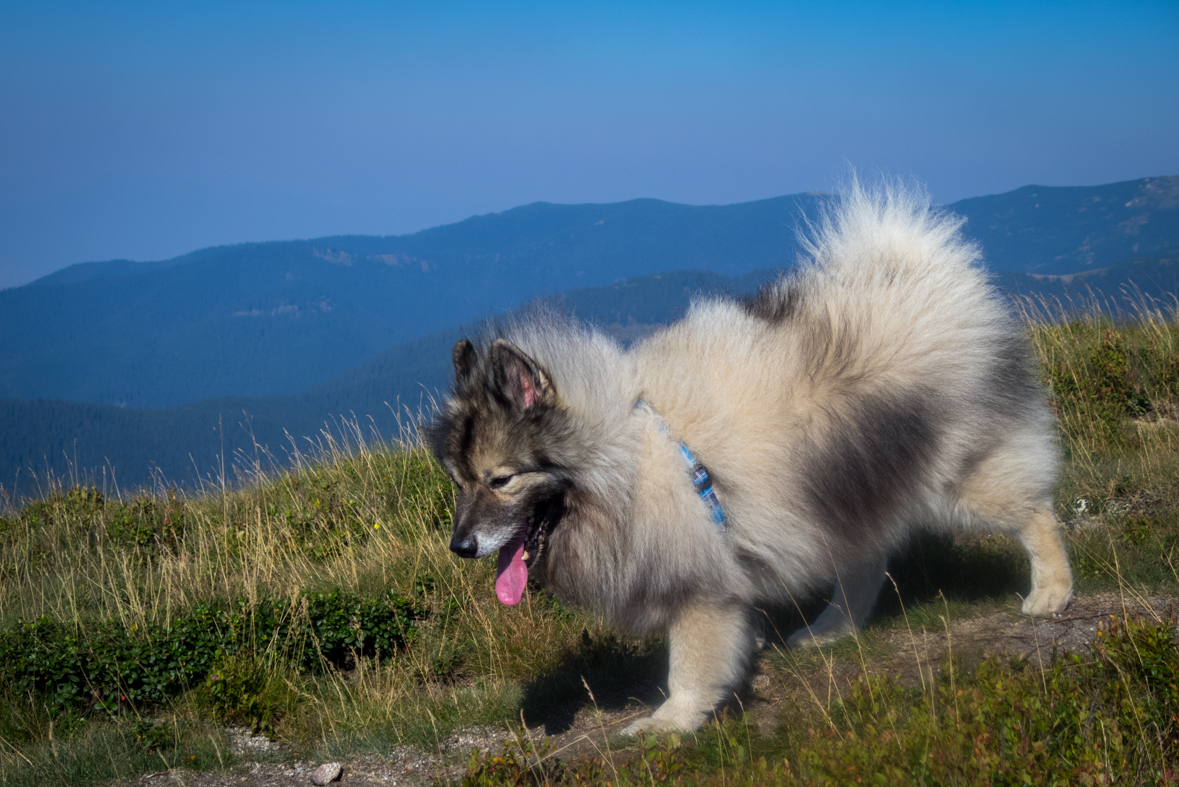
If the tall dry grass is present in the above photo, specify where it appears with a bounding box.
[0,415,625,759]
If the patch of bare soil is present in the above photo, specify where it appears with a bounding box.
[882,591,1179,676]
[119,592,1179,787]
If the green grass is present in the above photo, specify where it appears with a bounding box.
[471,617,1179,786]
[2,298,1179,784]
[0,703,237,787]
[0,429,626,782]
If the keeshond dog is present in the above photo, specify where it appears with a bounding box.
[428,184,1074,733]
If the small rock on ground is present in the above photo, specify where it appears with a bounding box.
[229,727,279,756]
[310,762,342,785]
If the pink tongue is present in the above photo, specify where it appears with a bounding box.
[495,541,528,605]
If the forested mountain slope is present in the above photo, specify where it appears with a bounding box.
[3,176,1174,409]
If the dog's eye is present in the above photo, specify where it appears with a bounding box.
[488,474,515,490]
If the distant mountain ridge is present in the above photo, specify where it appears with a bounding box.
[26,245,229,287]
[951,176,1177,274]
[28,176,1178,290]
[1,195,824,409]
[2,177,1175,411]
[25,196,819,289]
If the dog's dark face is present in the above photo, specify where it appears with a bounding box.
[428,338,571,604]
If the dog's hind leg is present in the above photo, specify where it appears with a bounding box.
[622,600,758,734]
[954,448,1073,617]
[786,552,888,649]
[1015,506,1073,616]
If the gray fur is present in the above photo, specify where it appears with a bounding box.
[428,182,1074,733]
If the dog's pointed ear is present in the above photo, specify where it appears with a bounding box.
[453,338,476,382]
[490,338,555,411]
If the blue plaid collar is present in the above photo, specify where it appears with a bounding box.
[634,400,727,530]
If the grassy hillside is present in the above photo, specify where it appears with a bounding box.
[2,301,1179,785]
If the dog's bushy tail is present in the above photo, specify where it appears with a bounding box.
[801,178,985,287]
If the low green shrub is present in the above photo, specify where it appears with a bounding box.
[104,490,186,548]
[0,589,427,718]
[202,653,300,734]
[129,718,177,752]
[1047,328,1153,441]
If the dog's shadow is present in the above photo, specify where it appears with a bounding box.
[520,531,1029,735]
[876,530,1031,617]
[761,531,1033,646]
[519,628,668,736]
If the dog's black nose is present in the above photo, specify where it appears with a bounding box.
[449,534,478,558]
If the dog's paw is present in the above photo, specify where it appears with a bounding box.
[622,716,678,736]
[786,613,857,649]
[1021,584,1073,617]
[785,626,849,649]
[622,704,705,735]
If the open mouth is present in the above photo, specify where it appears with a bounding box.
[494,499,562,606]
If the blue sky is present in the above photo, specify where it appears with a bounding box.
[1,0,1176,289]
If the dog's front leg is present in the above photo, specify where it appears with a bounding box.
[623,600,755,735]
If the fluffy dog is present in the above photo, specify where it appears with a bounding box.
[428,184,1073,733]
